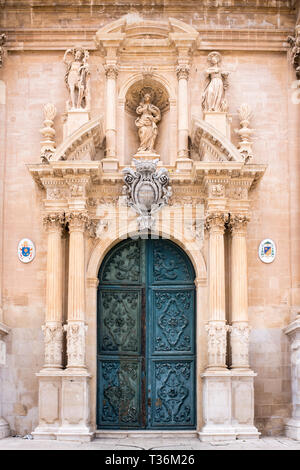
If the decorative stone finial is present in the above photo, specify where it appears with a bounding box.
[40,103,57,163]
[234,103,255,162]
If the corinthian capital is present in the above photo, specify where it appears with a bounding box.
[43,213,65,233]
[176,63,190,80]
[104,63,119,80]
[229,214,250,235]
[205,212,228,234]
[66,211,89,232]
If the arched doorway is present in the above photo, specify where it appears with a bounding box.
[97,237,196,429]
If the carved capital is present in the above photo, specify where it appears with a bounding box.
[288,29,300,80]
[64,321,87,368]
[104,63,119,80]
[43,213,65,233]
[229,322,251,368]
[42,323,63,368]
[176,64,190,80]
[205,321,229,368]
[205,212,228,234]
[229,214,250,236]
[66,212,89,232]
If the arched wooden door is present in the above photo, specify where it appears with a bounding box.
[97,238,196,429]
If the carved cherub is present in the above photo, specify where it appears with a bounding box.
[63,47,90,109]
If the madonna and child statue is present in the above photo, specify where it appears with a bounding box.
[135,91,161,154]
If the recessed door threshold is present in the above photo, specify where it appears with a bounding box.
[95,430,198,439]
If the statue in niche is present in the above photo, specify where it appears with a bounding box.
[202,51,229,112]
[63,47,90,110]
[135,91,161,153]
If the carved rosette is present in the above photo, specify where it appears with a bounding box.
[205,212,228,234]
[176,64,190,81]
[229,214,250,237]
[42,323,64,368]
[104,63,119,80]
[43,213,65,234]
[205,322,229,368]
[209,184,225,198]
[64,321,87,368]
[229,322,251,368]
[66,212,89,233]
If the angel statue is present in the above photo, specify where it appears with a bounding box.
[135,91,161,153]
[202,51,229,112]
[63,47,90,110]
[287,32,300,79]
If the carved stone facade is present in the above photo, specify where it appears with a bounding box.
[0,0,299,443]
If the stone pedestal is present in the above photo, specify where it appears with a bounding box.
[203,111,231,138]
[284,318,300,440]
[102,157,119,172]
[63,109,90,138]
[175,157,193,171]
[133,151,160,161]
[199,370,259,441]
[33,371,93,441]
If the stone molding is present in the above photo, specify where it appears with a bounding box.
[64,322,87,369]
[205,321,229,369]
[42,323,64,369]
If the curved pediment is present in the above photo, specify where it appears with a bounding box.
[50,117,104,162]
[191,116,244,163]
[94,15,199,50]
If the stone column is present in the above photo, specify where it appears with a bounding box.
[65,212,88,370]
[229,214,251,369]
[284,318,300,440]
[205,213,229,369]
[176,63,190,159]
[42,213,65,369]
[104,63,118,159]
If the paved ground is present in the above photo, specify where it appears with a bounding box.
[0,436,300,450]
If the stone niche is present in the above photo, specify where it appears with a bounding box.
[122,77,172,164]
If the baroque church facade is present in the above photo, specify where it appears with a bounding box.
[0,0,300,442]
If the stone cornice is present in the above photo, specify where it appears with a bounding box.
[0,28,293,53]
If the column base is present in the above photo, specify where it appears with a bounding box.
[285,419,300,441]
[0,418,10,439]
[200,369,259,442]
[33,369,93,442]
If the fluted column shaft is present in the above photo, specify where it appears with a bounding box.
[65,212,88,369]
[176,64,190,158]
[104,63,118,158]
[229,215,251,369]
[42,213,65,369]
[205,213,228,369]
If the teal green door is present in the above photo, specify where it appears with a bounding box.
[97,238,196,429]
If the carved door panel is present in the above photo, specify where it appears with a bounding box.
[97,238,195,430]
[147,240,196,429]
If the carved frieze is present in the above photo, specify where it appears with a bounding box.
[42,323,63,368]
[205,322,229,368]
[64,321,87,368]
[229,323,251,368]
